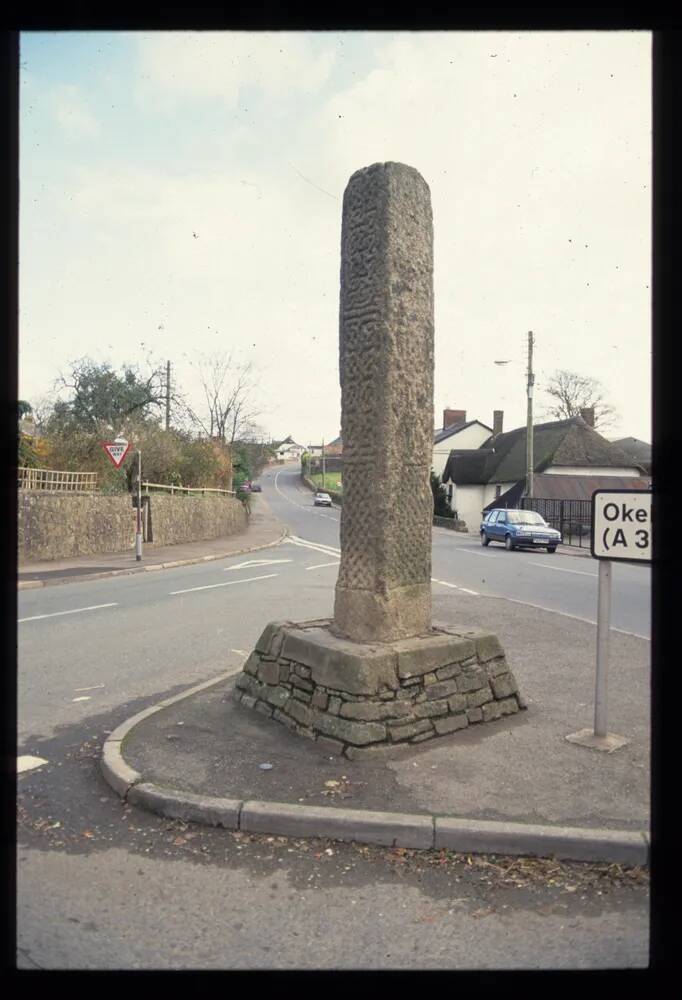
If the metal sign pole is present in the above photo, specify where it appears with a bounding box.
[135,449,143,561]
[594,558,612,738]
[565,487,644,753]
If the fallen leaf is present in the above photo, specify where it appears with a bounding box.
[82,830,94,838]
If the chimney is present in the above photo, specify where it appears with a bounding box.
[493,410,504,437]
[443,408,466,429]
[580,407,595,428]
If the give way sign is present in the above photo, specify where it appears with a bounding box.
[101,439,132,468]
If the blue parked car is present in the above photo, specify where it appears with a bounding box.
[480,508,562,553]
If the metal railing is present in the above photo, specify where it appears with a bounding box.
[18,467,98,492]
[520,497,592,548]
[141,481,236,497]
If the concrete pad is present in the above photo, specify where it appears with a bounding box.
[565,729,630,753]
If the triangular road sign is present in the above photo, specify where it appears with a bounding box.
[101,439,132,468]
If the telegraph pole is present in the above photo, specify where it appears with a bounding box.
[322,438,326,490]
[165,360,171,431]
[525,331,535,499]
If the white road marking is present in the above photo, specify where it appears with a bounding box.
[170,573,278,596]
[75,684,105,692]
[72,696,91,702]
[18,602,118,623]
[18,755,48,773]
[287,536,341,556]
[230,649,247,656]
[225,559,292,571]
[442,547,496,558]
[306,561,340,570]
[432,578,481,596]
[529,563,596,577]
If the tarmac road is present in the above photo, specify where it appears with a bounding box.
[16,463,651,969]
[265,464,651,640]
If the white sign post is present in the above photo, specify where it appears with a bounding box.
[135,449,143,561]
[566,489,651,753]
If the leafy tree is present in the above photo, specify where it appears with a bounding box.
[53,357,170,431]
[232,443,252,490]
[18,433,39,468]
[431,472,453,518]
[540,369,618,430]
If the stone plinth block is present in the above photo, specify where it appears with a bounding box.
[333,162,435,643]
[234,620,525,757]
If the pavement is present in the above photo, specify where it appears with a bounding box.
[19,494,646,866]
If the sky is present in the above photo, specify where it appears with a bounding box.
[19,30,652,447]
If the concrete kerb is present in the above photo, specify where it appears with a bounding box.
[99,672,649,867]
[100,672,234,798]
[17,527,290,590]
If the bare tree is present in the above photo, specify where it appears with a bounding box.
[184,352,261,445]
[28,395,56,433]
[540,369,618,431]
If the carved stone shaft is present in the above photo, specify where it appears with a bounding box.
[333,162,434,643]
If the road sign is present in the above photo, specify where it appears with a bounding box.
[591,489,652,563]
[101,439,132,469]
[567,488,651,752]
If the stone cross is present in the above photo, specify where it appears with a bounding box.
[332,162,434,643]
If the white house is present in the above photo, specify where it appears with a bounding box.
[432,408,494,481]
[276,436,306,461]
[441,414,648,532]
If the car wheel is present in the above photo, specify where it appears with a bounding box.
[504,534,515,551]
[480,531,490,546]
[547,546,557,553]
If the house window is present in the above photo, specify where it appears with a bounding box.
[495,485,502,498]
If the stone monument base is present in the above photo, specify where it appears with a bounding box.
[233,619,526,759]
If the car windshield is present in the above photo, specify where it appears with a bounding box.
[507,511,548,526]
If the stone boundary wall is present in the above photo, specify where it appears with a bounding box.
[18,492,247,563]
[145,494,247,547]
[234,619,526,759]
[18,493,134,562]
